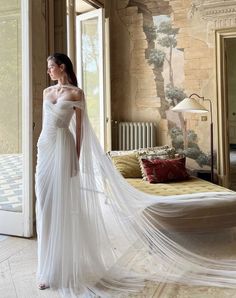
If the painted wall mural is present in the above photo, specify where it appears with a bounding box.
[125,0,212,168]
[111,0,236,170]
[145,14,212,167]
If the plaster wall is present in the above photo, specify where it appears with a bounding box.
[32,0,67,171]
[32,0,67,220]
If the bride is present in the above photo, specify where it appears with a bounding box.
[35,53,236,297]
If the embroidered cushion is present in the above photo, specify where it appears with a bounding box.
[140,157,189,183]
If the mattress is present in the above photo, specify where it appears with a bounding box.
[126,177,236,231]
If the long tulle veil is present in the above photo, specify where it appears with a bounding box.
[36,88,236,297]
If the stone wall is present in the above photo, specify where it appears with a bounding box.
[110,0,172,146]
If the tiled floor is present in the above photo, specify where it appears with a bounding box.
[0,236,61,298]
[0,154,22,212]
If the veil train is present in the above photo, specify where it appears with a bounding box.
[36,91,236,297]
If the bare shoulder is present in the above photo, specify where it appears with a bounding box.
[43,86,54,96]
[70,87,84,101]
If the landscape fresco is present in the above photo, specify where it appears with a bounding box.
[142,11,212,167]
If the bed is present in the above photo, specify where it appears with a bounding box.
[109,149,236,232]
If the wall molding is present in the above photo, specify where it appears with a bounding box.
[191,0,236,28]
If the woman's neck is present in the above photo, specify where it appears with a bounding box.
[57,79,71,86]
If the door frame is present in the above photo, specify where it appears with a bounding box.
[22,0,33,237]
[0,0,33,237]
[215,28,236,188]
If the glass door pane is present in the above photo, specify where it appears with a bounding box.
[76,9,105,148]
[0,4,22,214]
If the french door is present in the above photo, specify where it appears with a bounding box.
[0,0,33,237]
[76,8,107,149]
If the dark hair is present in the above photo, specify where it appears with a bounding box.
[47,53,78,87]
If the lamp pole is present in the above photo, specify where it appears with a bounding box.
[188,93,214,183]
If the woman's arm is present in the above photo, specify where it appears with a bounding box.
[75,107,82,159]
[73,88,84,159]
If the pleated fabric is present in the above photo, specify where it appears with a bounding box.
[35,87,236,297]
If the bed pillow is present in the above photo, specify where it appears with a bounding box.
[111,153,142,178]
[138,144,169,153]
[140,157,189,183]
[138,145,175,157]
[107,150,137,157]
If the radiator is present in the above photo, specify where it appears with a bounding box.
[117,122,156,150]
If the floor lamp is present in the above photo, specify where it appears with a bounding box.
[172,93,214,183]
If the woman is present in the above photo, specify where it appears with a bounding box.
[35,53,236,297]
[35,53,84,291]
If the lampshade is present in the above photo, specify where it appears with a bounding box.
[172,97,208,113]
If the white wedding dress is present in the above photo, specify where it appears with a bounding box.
[35,85,236,298]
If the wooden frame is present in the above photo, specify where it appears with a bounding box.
[215,28,236,187]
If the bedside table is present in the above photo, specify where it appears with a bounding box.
[188,169,212,182]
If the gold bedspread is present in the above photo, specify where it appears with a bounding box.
[126,177,229,196]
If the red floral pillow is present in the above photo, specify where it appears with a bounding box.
[140,157,189,183]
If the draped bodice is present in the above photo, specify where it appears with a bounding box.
[37,99,84,146]
[44,99,84,127]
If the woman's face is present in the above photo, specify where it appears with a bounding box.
[47,59,63,81]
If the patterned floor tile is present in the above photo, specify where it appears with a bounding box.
[0,154,22,212]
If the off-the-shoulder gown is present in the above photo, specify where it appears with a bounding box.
[35,85,236,297]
